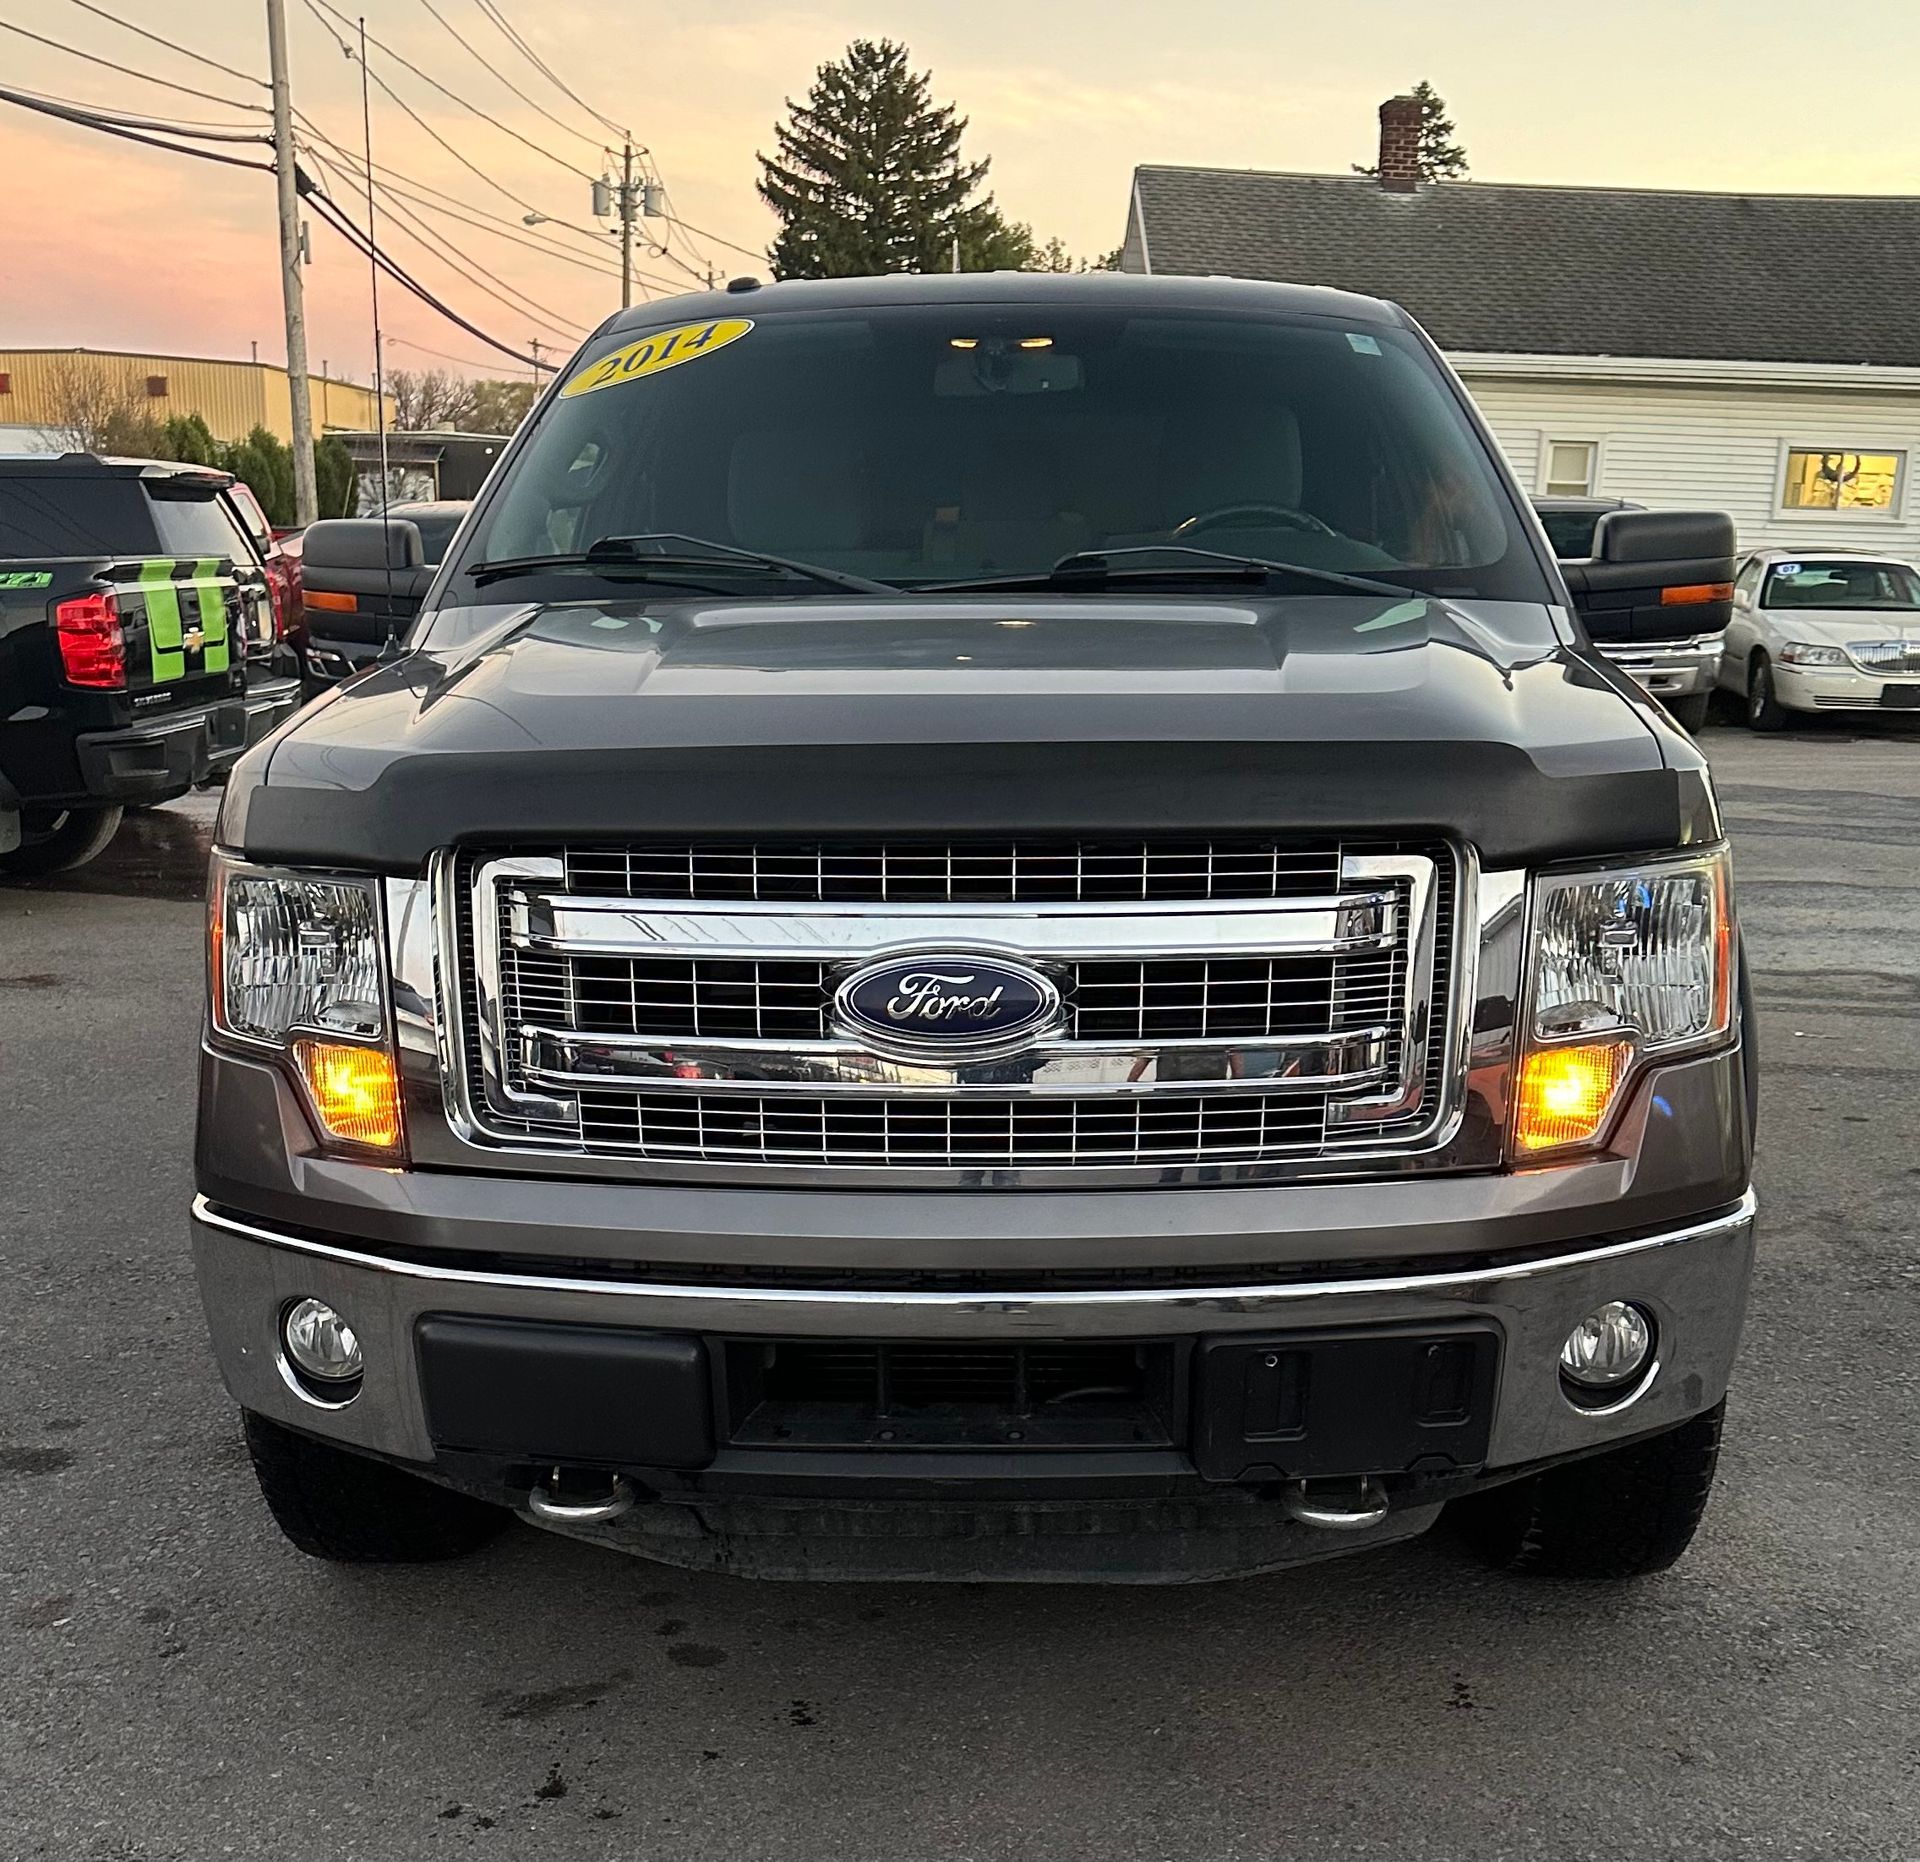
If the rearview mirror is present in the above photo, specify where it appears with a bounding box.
[1560,510,1737,644]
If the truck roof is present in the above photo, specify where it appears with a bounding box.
[595,270,1410,339]
[0,452,234,490]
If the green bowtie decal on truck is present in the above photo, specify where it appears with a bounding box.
[133,558,233,681]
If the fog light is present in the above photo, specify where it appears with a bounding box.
[282,1298,364,1383]
[1560,1301,1653,1391]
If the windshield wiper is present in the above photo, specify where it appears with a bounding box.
[469,532,894,595]
[920,545,1423,601]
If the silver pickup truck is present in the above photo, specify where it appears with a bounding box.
[192,274,1756,1586]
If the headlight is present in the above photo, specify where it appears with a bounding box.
[210,855,403,1155]
[1777,641,1848,667]
[1513,848,1732,1156]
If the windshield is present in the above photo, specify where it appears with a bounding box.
[438,302,1545,626]
[1763,559,1920,610]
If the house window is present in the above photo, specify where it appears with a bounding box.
[1543,439,1598,497]
[145,374,168,398]
[0,373,11,395]
[1780,447,1901,514]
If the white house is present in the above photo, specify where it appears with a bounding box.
[1120,99,1920,556]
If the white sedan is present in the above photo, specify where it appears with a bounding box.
[1721,550,1920,728]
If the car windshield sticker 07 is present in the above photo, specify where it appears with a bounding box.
[560,319,754,399]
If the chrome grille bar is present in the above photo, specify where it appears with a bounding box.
[517,1024,1392,1096]
[504,889,1400,962]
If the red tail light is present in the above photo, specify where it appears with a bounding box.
[262,560,291,644]
[55,589,126,688]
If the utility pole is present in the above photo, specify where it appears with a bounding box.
[528,338,545,385]
[265,0,317,525]
[619,140,635,310]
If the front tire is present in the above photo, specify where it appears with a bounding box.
[243,1410,509,1564]
[1450,1402,1725,1580]
[0,804,123,877]
[1666,692,1711,734]
[1746,654,1788,731]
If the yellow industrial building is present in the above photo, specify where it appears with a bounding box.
[0,347,392,445]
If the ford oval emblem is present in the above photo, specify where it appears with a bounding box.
[833,952,1061,1056]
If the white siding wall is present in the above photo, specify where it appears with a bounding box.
[1455,368,1920,558]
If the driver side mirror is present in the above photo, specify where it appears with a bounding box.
[1560,509,1737,644]
[297,518,437,640]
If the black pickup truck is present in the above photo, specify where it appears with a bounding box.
[0,455,300,875]
[193,275,1756,1587]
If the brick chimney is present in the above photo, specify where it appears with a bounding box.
[1376,93,1423,192]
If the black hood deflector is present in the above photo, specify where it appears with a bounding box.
[224,593,1716,869]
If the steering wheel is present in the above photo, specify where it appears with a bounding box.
[1173,503,1336,540]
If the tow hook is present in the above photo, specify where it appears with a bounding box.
[526,1469,637,1525]
[1281,1476,1390,1531]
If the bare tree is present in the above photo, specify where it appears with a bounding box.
[41,354,164,455]
[388,367,476,431]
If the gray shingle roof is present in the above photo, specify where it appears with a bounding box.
[1129,166,1920,367]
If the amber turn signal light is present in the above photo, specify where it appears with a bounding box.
[1659,581,1734,606]
[292,1039,404,1151]
[1513,1038,1632,1154]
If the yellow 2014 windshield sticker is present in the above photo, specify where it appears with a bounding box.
[561,318,754,398]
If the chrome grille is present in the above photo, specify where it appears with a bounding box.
[451,841,1459,1182]
[563,839,1343,903]
[1846,640,1920,673]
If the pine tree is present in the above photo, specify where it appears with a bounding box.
[1354,80,1469,182]
[757,39,1020,278]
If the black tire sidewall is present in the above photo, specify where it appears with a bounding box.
[1747,655,1786,731]
[0,804,123,877]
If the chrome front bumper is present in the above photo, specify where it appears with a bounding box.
[191,1189,1756,1479]
[1600,638,1722,699]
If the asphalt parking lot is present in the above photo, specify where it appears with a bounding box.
[4,720,1918,1862]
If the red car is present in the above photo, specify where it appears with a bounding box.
[225,480,304,659]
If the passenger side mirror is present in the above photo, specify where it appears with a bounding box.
[1561,510,1737,644]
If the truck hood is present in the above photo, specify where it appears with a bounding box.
[224,591,1717,869]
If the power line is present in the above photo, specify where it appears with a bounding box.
[63,0,267,91]
[0,17,269,114]
[305,138,586,339]
[0,78,267,139]
[412,0,604,155]
[295,113,680,296]
[299,171,541,370]
[0,82,274,169]
[311,143,676,295]
[296,0,602,241]
[658,208,765,264]
[307,0,597,185]
[470,0,625,139]
[388,333,528,373]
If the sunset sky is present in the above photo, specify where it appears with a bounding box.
[5,0,1919,387]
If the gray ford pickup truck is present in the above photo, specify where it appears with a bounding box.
[192,274,1756,1585]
